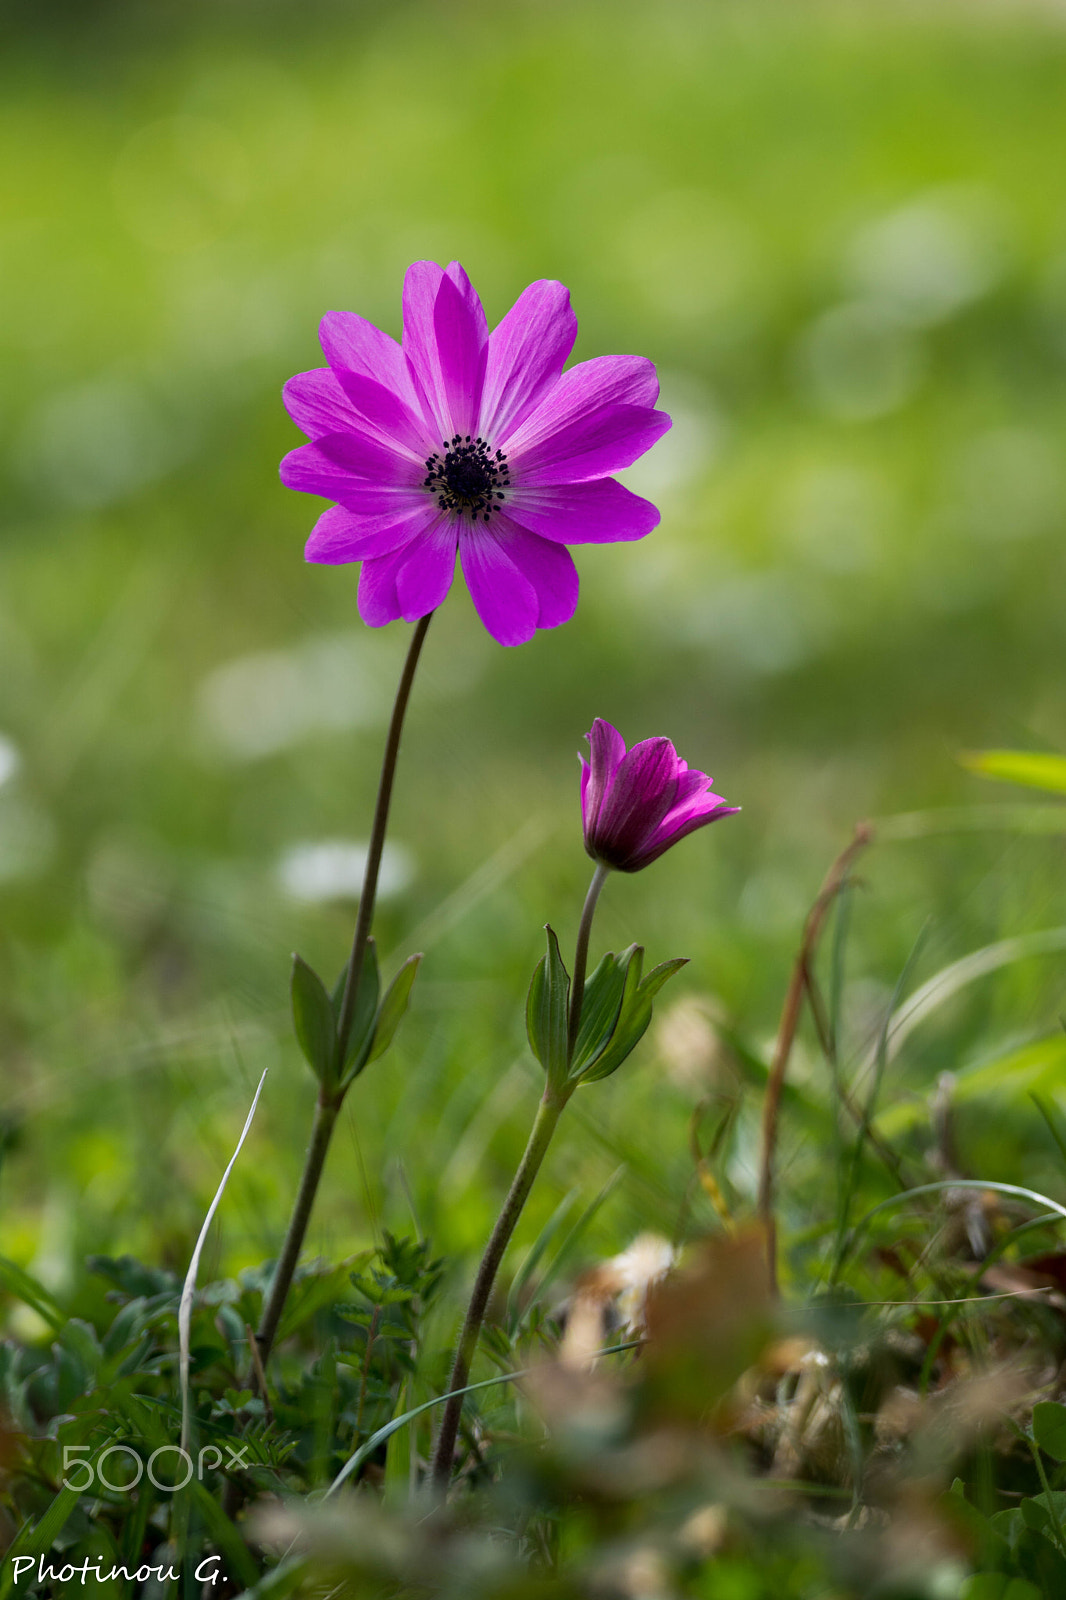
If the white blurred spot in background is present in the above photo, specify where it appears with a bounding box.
[945,426,1063,544]
[0,801,54,884]
[276,839,414,904]
[796,300,926,421]
[778,463,888,573]
[681,568,832,676]
[0,734,20,789]
[0,735,52,883]
[618,371,725,504]
[198,628,488,761]
[199,634,390,760]
[844,186,1010,327]
[17,377,189,509]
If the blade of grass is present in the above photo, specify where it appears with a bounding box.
[875,805,1066,841]
[759,823,874,1294]
[522,1165,627,1322]
[0,1256,65,1332]
[840,1180,1066,1279]
[506,1187,580,1333]
[1033,1094,1066,1171]
[325,1338,642,1498]
[179,1069,267,1453]
[0,1485,81,1600]
[830,920,930,1284]
[855,927,1066,1086]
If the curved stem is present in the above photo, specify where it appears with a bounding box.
[430,1090,567,1489]
[254,611,434,1375]
[335,611,434,1063]
[566,862,610,1060]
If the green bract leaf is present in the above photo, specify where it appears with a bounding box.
[960,748,1066,796]
[526,925,571,1083]
[291,954,337,1087]
[368,953,423,1064]
[332,939,381,1085]
[577,952,688,1084]
[577,946,645,1084]
[570,948,631,1075]
[639,956,690,1001]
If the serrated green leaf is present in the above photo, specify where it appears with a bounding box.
[367,953,422,1064]
[960,749,1066,796]
[291,954,337,1086]
[570,949,629,1074]
[526,925,571,1082]
[332,938,381,1083]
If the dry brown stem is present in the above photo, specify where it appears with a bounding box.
[757,822,874,1294]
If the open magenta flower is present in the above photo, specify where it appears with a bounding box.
[280,261,671,646]
[581,719,739,873]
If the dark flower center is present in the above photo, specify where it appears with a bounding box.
[423,436,510,523]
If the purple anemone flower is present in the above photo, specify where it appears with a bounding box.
[581,719,739,873]
[280,261,671,647]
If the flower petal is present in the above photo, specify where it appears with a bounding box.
[433,265,488,439]
[458,525,539,647]
[305,502,439,565]
[636,800,740,867]
[490,513,579,629]
[283,368,361,441]
[402,260,488,442]
[401,261,446,435]
[479,280,577,442]
[507,477,660,545]
[595,738,679,862]
[357,544,411,628]
[395,514,458,621]
[513,404,672,486]
[326,372,432,457]
[281,432,424,504]
[319,311,416,407]
[501,353,662,453]
[583,719,628,835]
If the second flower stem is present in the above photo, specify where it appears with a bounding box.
[254,611,434,1376]
[430,1089,568,1489]
[567,862,610,1060]
[431,864,610,1490]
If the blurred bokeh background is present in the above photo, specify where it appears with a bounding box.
[3,0,1066,1302]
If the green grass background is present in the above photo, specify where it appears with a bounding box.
[2,0,1066,1307]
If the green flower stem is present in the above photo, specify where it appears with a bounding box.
[254,611,434,1377]
[567,862,610,1059]
[430,1088,568,1489]
[254,1094,339,1364]
[335,610,434,1064]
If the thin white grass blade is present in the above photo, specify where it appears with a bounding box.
[179,1070,268,1453]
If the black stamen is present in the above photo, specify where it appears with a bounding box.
[423,435,510,522]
